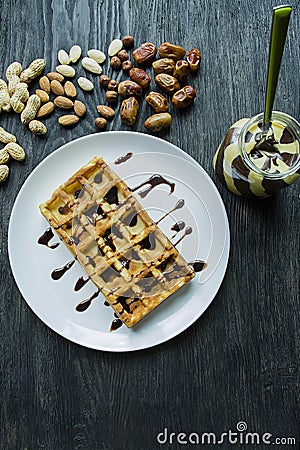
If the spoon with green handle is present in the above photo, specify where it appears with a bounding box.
[262,4,292,134]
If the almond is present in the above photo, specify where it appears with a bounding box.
[50,80,65,96]
[56,65,75,78]
[0,165,9,183]
[108,39,123,56]
[64,81,77,98]
[36,102,55,118]
[5,142,26,161]
[58,115,80,126]
[54,96,74,110]
[74,100,86,117]
[36,89,49,103]
[87,49,106,64]
[97,105,114,119]
[39,76,51,94]
[47,72,64,82]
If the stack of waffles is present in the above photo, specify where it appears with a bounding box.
[39,156,195,327]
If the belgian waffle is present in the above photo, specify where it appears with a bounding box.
[39,156,195,327]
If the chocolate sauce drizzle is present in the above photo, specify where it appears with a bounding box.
[173,226,193,246]
[110,318,123,331]
[74,276,89,291]
[171,221,185,238]
[190,260,207,272]
[114,152,133,165]
[130,174,175,198]
[51,260,75,280]
[38,228,59,249]
[76,290,100,312]
[156,199,185,224]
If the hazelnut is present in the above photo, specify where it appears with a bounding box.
[107,80,119,91]
[110,56,122,71]
[106,91,118,104]
[94,117,107,129]
[122,60,133,73]
[99,74,111,88]
[122,35,134,49]
[117,50,129,62]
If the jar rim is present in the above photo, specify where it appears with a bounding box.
[239,111,300,179]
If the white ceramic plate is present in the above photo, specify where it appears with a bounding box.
[8,132,230,352]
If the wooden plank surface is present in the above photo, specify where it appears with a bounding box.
[0,0,299,448]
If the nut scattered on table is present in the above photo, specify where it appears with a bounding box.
[0,165,9,183]
[122,60,133,72]
[36,101,55,118]
[117,50,129,62]
[36,89,49,103]
[0,126,16,143]
[110,56,122,71]
[69,45,82,63]
[56,65,75,78]
[58,49,70,65]
[39,76,51,94]
[74,100,86,117]
[122,35,134,49]
[58,115,80,126]
[29,120,47,135]
[173,60,191,80]
[77,77,94,92]
[94,117,107,129]
[5,142,26,160]
[108,39,123,57]
[20,59,45,83]
[20,94,41,124]
[97,105,115,119]
[64,81,77,98]
[0,148,9,164]
[54,96,74,110]
[99,74,111,88]
[50,80,64,96]
[87,49,106,64]
[47,72,64,82]
[10,82,29,113]
[82,57,102,75]
[0,79,11,112]
[105,91,118,104]
[107,80,119,91]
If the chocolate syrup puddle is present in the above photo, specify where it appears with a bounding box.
[74,276,89,291]
[190,260,207,272]
[38,228,59,249]
[94,172,103,184]
[58,204,70,215]
[76,290,100,312]
[114,152,133,165]
[173,226,193,246]
[51,260,75,280]
[130,174,175,198]
[104,186,119,205]
[110,318,123,331]
[171,221,185,238]
[156,199,185,224]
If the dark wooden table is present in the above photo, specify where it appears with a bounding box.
[1,1,299,449]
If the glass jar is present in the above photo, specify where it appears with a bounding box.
[213,111,300,199]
